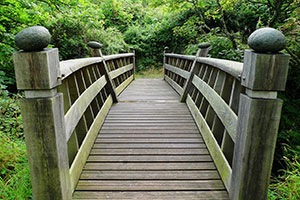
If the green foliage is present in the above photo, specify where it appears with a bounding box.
[268,158,300,199]
[0,88,31,199]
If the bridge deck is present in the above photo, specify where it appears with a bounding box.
[73,78,229,199]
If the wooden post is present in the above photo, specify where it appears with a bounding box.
[180,42,210,102]
[130,47,136,80]
[230,28,290,200]
[87,41,118,102]
[163,47,169,80]
[13,27,71,200]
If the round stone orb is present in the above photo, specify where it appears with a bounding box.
[88,41,102,49]
[198,42,210,49]
[15,26,51,51]
[248,28,286,53]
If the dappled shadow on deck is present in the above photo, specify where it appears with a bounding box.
[73,78,229,199]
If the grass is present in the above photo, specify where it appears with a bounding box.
[135,67,163,79]
[268,157,300,199]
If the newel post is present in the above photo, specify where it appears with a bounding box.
[163,46,169,80]
[230,28,290,200]
[87,41,118,103]
[13,26,71,200]
[180,42,210,102]
[130,47,136,80]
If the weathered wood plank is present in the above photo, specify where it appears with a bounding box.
[69,95,113,192]
[165,75,183,95]
[89,149,209,155]
[65,76,107,141]
[93,143,207,149]
[186,94,232,191]
[109,64,133,79]
[95,138,203,143]
[164,64,190,79]
[87,155,212,162]
[76,180,225,191]
[84,162,216,170]
[115,75,134,96]
[192,75,237,142]
[80,170,220,180]
[73,191,229,199]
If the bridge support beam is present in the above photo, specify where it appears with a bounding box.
[13,48,72,200]
[230,50,290,200]
[180,43,210,102]
[88,42,118,103]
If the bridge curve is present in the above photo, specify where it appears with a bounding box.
[73,78,229,199]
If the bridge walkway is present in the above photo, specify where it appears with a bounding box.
[73,78,229,199]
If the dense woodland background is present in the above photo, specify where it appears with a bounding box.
[0,0,299,199]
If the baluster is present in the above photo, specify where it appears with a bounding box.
[130,47,136,79]
[210,71,227,144]
[199,68,218,115]
[163,47,169,80]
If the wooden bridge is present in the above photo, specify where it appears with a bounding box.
[13,27,290,200]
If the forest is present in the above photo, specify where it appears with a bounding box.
[0,0,299,199]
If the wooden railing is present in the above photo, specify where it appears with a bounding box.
[164,38,290,199]
[13,34,135,199]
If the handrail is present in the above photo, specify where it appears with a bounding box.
[60,57,103,79]
[103,53,134,61]
[196,57,243,80]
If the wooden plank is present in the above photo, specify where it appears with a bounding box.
[99,129,201,134]
[93,143,207,149]
[98,134,201,138]
[165,75,183,95]
[65,76,107,141]
[95,138,203,143]
[76,180,225,191]
[87,155,212,162]
[84,162,216,170]
[69,95,113,192]
[192,75,237,142]
[115,75,134,96]
[164,64,189,81]
[90,149,209,155]
[186,94,232,191]
[109,64,133,79]
[80,170,220,180]
[73,191,229,199]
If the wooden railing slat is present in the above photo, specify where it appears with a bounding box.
[186,94,232,191]
[65,76,107,141]
[115,75,134,96]
[165,75,184,95]
[164,64,189,79]
[109,64,134,80]
[69,95,113,192]
[192,75,237,143]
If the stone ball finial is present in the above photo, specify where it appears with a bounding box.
[87,41,102,49]
[248,28,286,53]
[164,47,169,50]
[198,42,210,49]
[129,47,134,50]
[15,26,51,51]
